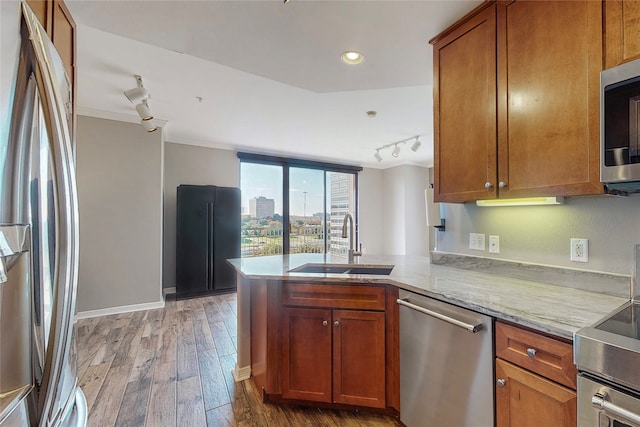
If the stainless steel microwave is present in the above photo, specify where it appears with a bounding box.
[602,58,640,193]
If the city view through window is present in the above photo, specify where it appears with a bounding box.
[240,162,356,258]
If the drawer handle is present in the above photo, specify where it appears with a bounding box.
[334,321,340,327]
[497,379,506,388]
[322,320,328,327]
[527,348,537,358]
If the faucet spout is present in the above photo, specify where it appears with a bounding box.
[341,214,361,263]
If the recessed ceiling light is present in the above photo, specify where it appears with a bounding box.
[341,51,365,65]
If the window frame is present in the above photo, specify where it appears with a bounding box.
[238,152,362,255]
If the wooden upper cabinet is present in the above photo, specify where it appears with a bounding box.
[604,0,640,69]
[25,1,52,30]
[52,1,76,89]
[432,4,497,202]
[25,0,76,145]
[432,1,602,202]
[497,0,602,198]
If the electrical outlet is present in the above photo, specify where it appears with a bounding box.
[469,233,485,251]
[570,238,588,262]
[489,235,500,253]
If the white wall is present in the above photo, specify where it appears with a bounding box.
[76,116,163,312]
[437,193,640,276]
[163,142,240,288]
[378,164,430,256]
[358,168,384,255]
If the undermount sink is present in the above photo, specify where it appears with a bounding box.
[288,263,394,275]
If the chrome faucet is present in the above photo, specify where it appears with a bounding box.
[341,213,361,263]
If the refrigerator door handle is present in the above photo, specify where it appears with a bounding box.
[207,202,214,290]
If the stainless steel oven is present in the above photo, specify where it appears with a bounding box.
[575,301,640,427]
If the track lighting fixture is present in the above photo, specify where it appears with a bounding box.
[124,74,158,133]
[411,137,422,152]
[373,135,421,161]
[124,75,148,103]
[141,119,157,133]
[136,99,153,121]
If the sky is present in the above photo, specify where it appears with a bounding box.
[240,163,325,216]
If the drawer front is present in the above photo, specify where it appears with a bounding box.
[495,322,577,389]
[282,283,386,311]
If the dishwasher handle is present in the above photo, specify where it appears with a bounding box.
[397,298,484,333]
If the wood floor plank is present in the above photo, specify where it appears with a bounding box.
[111,325,144,368]
[156,325,177,364]
[198,349,230,411]
[205,403,235,427]
[177,376,207,427]
[77,362,110,413]
[87,364,132,427]
[193,318,216,352]
[147,360,176,427]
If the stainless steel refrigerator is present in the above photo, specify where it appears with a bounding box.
[176,185,240,298]
[0,3,87,426]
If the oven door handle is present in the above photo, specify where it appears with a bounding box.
[592,390,640,425]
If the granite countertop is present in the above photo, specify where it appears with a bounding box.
[227,253,631,340]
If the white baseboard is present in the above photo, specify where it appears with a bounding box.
[75,299,165,320]
[163,287,176,297]
[232,364,251,382]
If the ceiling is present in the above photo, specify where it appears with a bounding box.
[66,0,481,169]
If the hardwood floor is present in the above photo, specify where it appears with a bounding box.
[76,293,404,427]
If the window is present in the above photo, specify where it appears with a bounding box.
[238,153,361,258]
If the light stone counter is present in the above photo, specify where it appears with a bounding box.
[228,252,630,340]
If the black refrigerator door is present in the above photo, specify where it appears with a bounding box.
[176,185,216,296]
[212,187,240,291]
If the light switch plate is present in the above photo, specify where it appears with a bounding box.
[469,233,485,251]
[570,238,588,262]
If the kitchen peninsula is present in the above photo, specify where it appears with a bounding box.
[227,252,630,421]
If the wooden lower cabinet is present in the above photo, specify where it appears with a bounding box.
[332,309,386,408]
[281,307,333,402]
[251,280,398,415]
[496,358,577,427]
[281,307,386,408]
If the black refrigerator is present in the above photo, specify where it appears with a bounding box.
[176,185,240,298]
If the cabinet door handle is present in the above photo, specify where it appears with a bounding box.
[334,321,340,327]
[499,181,507,188]
[484,182,493,189]
[497,379,506,388]
[322,320,328,327]
[527,348,537,358]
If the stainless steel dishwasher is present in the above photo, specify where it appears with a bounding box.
[397,289,494,427]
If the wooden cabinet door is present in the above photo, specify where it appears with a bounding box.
[497,1,602,198]
[604,0,640,69]
[496,359,576,427]
[433,4,497,202]
[332,310,385,408]
[51,1,76,88]
[281,307,332,403]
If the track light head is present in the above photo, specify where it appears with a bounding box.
[411,137,421,152]
[136,100,153,121]
[374,150,382,162]
[124,74,148,103]
[392,144,400,158]
[141,119,157,132]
